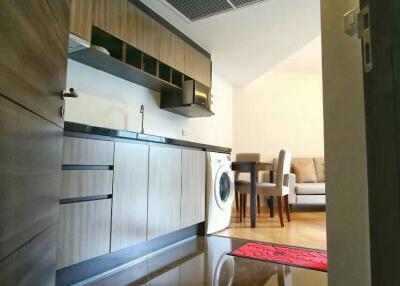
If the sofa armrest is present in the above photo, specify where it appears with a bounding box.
[288,173,296,204]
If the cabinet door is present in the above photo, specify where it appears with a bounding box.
[111,142,149,251]
[148,146,181,239]
[136,8,161,59]
[70,0,93,41]
[184,44,212,87]
[93,0,127,40]
[181,150,206,228]
[160,26,185,72]
[125,2,139,48]
[57,199,112,269]
[0,0,69,127]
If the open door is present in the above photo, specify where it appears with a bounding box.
[322,0,400,284]
[360,0,400,285]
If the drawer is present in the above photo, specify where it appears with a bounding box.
[61,170,113,199]
[57,199,112,269]
[63,137,114,165]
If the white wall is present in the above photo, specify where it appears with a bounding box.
[233,38,324,162]
[321,0,371,285]
[65,59,233,148]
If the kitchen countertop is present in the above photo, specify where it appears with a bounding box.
[64,121,231,154]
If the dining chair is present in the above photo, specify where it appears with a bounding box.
[234,153,262,222]
[236,150,292,227]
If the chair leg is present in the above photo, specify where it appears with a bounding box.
[243,195,247,218]
[257,195,261,214]
[239,194,243,222]
[284,195,291,222]
[235,190,239,212]
[277,197,284,227]
[269,197,274,218]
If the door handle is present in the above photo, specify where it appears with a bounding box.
[61,88,79,99]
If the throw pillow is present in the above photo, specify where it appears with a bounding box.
[292,161,317,183]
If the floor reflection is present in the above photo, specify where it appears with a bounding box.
[89,236,327,286]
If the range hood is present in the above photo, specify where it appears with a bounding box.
[161,80,214,118]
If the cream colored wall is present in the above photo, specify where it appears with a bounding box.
[233,70,324,162]
[65,60,233,148]
[321,0,371,285]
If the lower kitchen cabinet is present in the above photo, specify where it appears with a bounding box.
[147,146,182,239]
[56,199,112,269]
[181,149,206,228]
[111,141,149,251]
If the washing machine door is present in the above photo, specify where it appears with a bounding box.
[214,163,234,210]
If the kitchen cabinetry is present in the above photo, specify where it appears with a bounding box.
[147,146,182,239]
[93,0,127,41]
[61,170,113,199]
[62,137,114,165]
[111,141,149,251]
[185,44,212,87]
[160,25,186,73]
[181,149,206,229]
[70,0,93,41]
[57,199,112,269]
[135,7,161,60]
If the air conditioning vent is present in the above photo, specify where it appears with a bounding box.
[164,0,269,21]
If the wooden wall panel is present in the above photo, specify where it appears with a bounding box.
[0,0,69,127]
[0,96,62,262]
[111,142,149,251]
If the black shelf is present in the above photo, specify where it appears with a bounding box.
[69,48,181,94]
[69,27,182,94]
[69,26,213,118]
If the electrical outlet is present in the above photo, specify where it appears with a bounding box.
[182,129,188,136]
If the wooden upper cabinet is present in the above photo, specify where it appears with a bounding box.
[160,25,185,73]
[70,0,93,41]
[125,2,139,47]
[135,8,161,59]
[184,44,212,87]
[93,0,127,40]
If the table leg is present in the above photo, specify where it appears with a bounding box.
[250,164,256,228]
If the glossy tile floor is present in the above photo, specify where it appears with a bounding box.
[217,207,327,250]
[88,236,327,286]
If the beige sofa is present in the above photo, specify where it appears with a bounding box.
[273,157,326,205]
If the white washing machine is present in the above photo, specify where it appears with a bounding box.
[206,152,235,235]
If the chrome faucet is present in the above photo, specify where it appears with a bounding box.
[140,105,144,134]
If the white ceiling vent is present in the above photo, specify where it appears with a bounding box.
[164,0,269,21]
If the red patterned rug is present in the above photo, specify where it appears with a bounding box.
[229,242,327,272]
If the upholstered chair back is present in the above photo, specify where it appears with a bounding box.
[276,150,292,194]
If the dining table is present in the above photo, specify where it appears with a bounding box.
[231,161,274,228]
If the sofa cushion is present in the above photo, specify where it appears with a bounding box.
[314,157,325,182]
[296,183,325,195]
[292,159,317,183]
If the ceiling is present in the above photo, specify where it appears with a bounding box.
[141,0,321,87]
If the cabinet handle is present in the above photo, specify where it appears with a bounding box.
[61,88,79,99]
